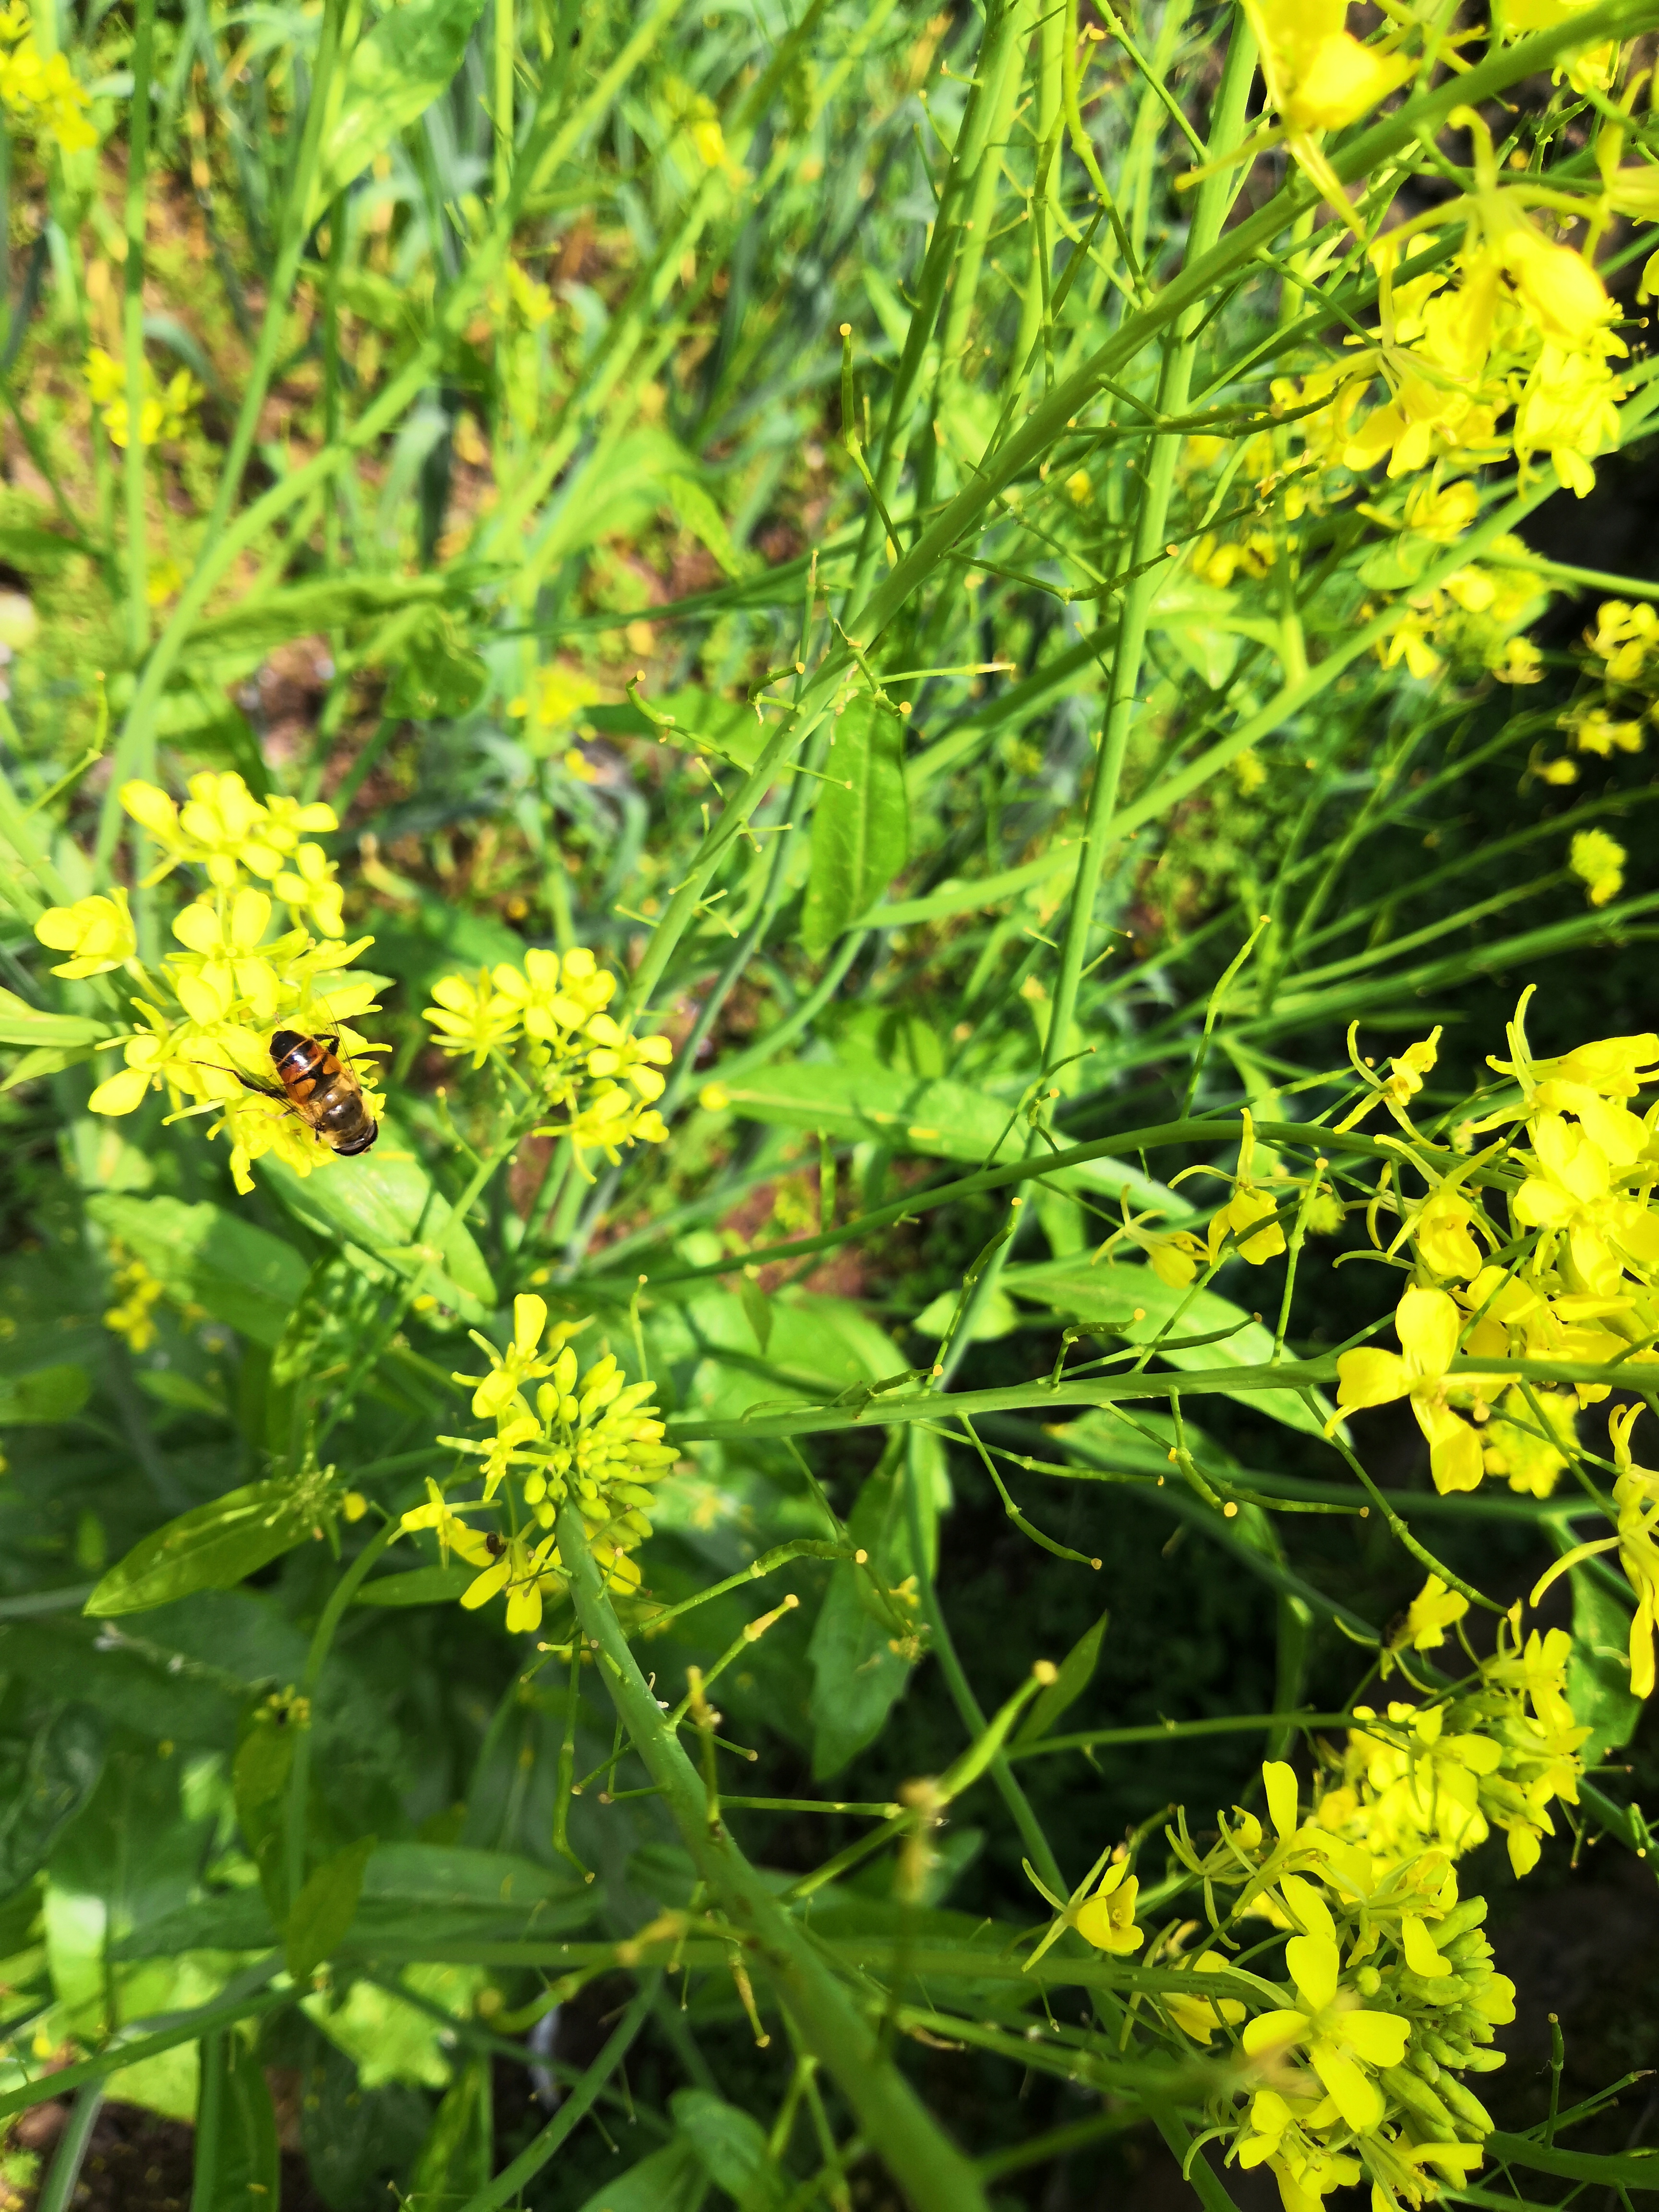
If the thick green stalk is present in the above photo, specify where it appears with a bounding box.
[556,1504,993,2212]
[121,0,156,665]
[1043,7,1257,1079]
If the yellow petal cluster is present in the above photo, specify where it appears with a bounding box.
[423,946,673,1175]
[405,1294,679,1634]
[35,774,382,1196]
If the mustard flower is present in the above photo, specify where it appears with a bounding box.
[423,967,523,1067]
[1336,1286,1487,1493]
[586,1016,673,1102]
[1162,1950,1248,2044]
[0,23,95,154]
[1242,0,1409,227]
[1535,1405,1659,1698]
[103,1249,166,1353]
[1390,1573,1468,1656]
[1241,1919,1410,2132]
[34,890,134,978]
[1235,2089,1362,2211]
[1072,1856,1143,1955]
[460,1528,561,1635]
[453,1293,558,1419]
[1569,828,1626,909]
[272,842,346,937]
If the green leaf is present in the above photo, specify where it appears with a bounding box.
[712,1061,1190,1217]
[383,609,489,721]
[672,2088,787,2211]
[666,474,752,578]
[193,2031,280,2212]
[86,1195,309,1349]
[1017,1610,1110,1743]
[807,1451,924,1779]
[407,2056,492,2210]
[801,698,909,956]
[314,0,490,212]
[0,1703,106,1892]
[1567,1567,1644,1767]
[570,2142,704,2212]
[287,1833,378,1986]
[85,1468,342,1617]
[259,1115,494,1323]
[2,1043,94,1090]
[1003,1258,1332,1437]
[0,988,113,1048]
[355,1564,478,1608]
[739,1273,774,1355]
[0,1363,90,1425]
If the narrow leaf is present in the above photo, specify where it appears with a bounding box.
[286,1833,377,1986]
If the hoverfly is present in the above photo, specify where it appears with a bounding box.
[229,1029,379,1157]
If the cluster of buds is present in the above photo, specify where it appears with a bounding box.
[402,1295,678,1633]
[423,946,672,1175]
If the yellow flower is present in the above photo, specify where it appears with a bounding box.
[1073,1856,1142,1954]
[1535,1406,1659,1698]
[1206,1108,1287,1266]
[424,967,523,1067]
[585,1016,673,1103]
[1336,1286,1487,1492]
[1243,0,1409,227]
[84,348,202,448]
[103,1249,165,1352]
[454,1293,558,1420]
[1235,2089,1362,2211]
[34,890,134,978]
[1240,1919,1409,2131]
[1488,636,1543,684]
[0,25,95,153]
[1163,1950,1248,2043]
[273,842,346,937]
[1390,1573,1468,1655]
[1569,827,1626,908]
[460,1528,561,1635]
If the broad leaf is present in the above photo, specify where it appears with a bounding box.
[287,1833,377,1985]
[570,2142,704,2212]
[85,1467,342,1617]
[87,1194,309,1348]
[261,1114,494,1322]
[802,698,909,955]
[0,1703,106,1892]
[407,2056,492,2210]
[193,2030,280,2212]
[672,2088,787,2211]
[0,1363,90,1425]
[0,987,112,1048]
[712,1060,1189,1216]
[314,0,490,213]
[806,1442,932,1779]
[1004,1258,1332,1437]
[355,1564,478,1608]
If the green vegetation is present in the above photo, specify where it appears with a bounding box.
[3,0,1659,2205]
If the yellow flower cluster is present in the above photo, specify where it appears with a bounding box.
[1336,995,1659,1692]
[402,1294,678,1633]
[84,348,202,451]
[0,4,94,153]
[34,774,382,1196]
[1551,600,1659,773]
[1317,1610,1588,1877]
[103,1247,166,1353]
[1040,1710,1547,2212]
[423,946,672,1176]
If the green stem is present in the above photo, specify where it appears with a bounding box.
[1044,8,1257,1080]
[284,1519,397,1911]
[121,0,156,668]
[453,1975,659,2212]
[555,1503,993,2212]
[36,2087,105,2212]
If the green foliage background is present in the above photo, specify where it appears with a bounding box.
[1,0,1659,2204]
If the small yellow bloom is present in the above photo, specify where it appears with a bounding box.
[1569,827,1626,908]
[1240,1924,1409,2132]
[1336,1285,1486,1493]
[1073,1856,1143,1954]
[34,890,134,978]
[1391,1573,1468,1655]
